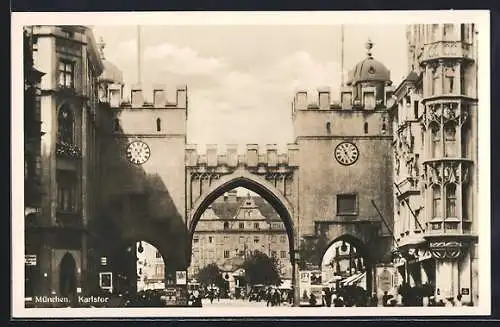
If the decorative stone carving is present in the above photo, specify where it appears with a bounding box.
[429,241,467,260]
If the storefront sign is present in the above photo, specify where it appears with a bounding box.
[176,271,187,285]
[25,255,37,266]
[99,272,113,293]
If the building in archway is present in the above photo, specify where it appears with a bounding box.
[24,25,104,298]
[188,190,292,282]
[389,23,478,305]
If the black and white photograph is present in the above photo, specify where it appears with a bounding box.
[11,11,491,318]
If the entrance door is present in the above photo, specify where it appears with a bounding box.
[59,252,77,297]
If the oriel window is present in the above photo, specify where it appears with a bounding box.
[58,61,74,88]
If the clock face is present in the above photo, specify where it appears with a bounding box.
[335,142,359,166]
[126,140,151,165]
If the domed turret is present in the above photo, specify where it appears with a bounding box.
[347,39,391,86]
[97,37,124,85]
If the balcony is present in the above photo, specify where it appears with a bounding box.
[421,41,473,63]
[56,142,82,159]
[55,211,83,230]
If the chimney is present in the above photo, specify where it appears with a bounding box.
[153,84,166,108]
[131,84,144,107]
[226,144,238,167]
[318,87,331,110]
[266,144,278,167]
[246,144,259,167]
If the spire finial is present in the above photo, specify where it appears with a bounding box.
[365,38,374,58]
[97,36,106,60]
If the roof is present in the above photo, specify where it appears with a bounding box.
[99,60,124,84]
[209,196,282,223]
[346,39,391,86]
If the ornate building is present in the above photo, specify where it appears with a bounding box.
[24,25,104,298]
[189,190,292,282]
[390,23,478,305]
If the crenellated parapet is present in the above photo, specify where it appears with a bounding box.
[292,85,395,114]
[186,143,299,171]
[106,84,188,109]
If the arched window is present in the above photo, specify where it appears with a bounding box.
[156,118,161,132]
[364,122,368,134]
[432,185,441,218]
[431,126,441,158]
[57,105,74,144]
[223,221,229,230]
[444,124,456,157]
[446,184,457,217]
[326,121,331,134]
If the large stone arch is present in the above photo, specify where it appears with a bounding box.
[320,233,374,295]
[188,169,296,265]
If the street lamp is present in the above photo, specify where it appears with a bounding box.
[137,241,144,254]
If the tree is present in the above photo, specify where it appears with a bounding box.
[298,235,328,270]
[196,263,224,288]
[243,251,281,286]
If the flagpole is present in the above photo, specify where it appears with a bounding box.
[340,24,345,87]
[137,25,142,85]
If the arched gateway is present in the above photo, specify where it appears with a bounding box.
[98,42,396,306]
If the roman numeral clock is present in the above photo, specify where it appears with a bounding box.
[334,141,359,166]
[126,140,151,165]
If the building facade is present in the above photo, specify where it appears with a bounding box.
[24,25,104,298]
[189,190,292,281]
[390,23,478,305]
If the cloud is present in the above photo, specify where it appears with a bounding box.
[144,43,226,76]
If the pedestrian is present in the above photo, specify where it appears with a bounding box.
[382,291,390,307]
[455,294,463,307]
[325,288,332,307]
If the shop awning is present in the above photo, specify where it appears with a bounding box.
[340,272,366,287]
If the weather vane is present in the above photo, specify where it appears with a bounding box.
[365,38,374,58]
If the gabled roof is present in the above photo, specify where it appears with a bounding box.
[207,196,282,223]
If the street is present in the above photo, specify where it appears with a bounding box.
[201,298,292,307]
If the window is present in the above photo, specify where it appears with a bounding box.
[239,236,244,244]
[432,185,441,218]
[156,118,161,132]
[58,60,74,88]
[326,122,331,134]
[364,122,368,134]
[224,250,230,258]
[156,251,162,258]
[254,236,259,244]
[431,67,440,95]
[193,237,199,244]
[280,235,286,243]
[446,184,457,217]
[280,251,287,259]
[337,194,357,215]
[239,222,245,229]
[431,127,441,158]
[254,222,260,229]
[223,222,230,230]
[56,170,77,212]
[208,236,213,244]
[239,250,244,256]
[444,66,455,93]
[444,124,456,157]
[363,92,375,109]
[57,105,74,144]
[414,101,419,119]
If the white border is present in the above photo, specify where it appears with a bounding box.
[11,10,491,318]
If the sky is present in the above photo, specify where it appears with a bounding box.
[93,25,408,153]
